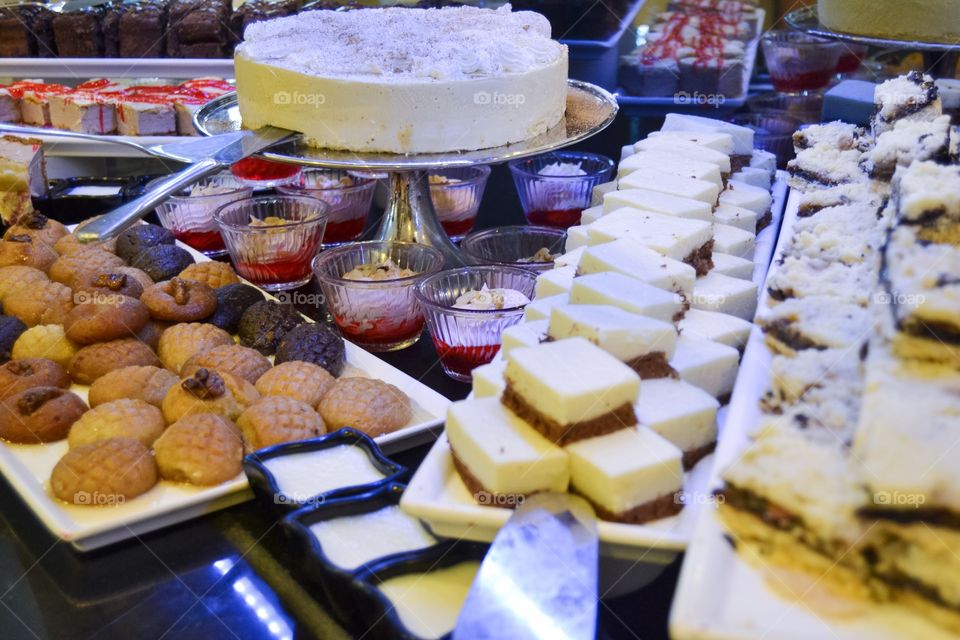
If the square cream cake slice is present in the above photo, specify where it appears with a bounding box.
[580,204,605,225]
[570,272,685,323]
[635,377,719,470]
[720,181,772,216]
[446,398,569,501]
[603,188,712,221]
[522,294,568,322]
[713,204,758,233]
[471,360,507,398]
[554,246,587,269]
[617,152,723,187]
[586,208,714,274]
[644,130,735,155]
[692,272,758,320]
[565,225,590,251]
[713,223,755,259]
[678,309,752,352]
[670,336,740,401]
[591,180,617,206]
[548,303,677,375]
[630,139,731,174]
[565,426,684,524]
[535,266,576,298]
[618,169,721,205]
[503,337,641,445]
[712,252,754,280]
[578,238,696,298]
[501,319,547,354]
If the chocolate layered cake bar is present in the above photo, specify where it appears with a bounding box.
[547,304,678,378]
[758,297,870,355]
[678,56,744,97]
[761,348,863,413]
[645,130,735,155]
[787,146,866,191]
[500,320,547,354]
[792,120,869,152]
[618,169,721,206]
[167,0,231,58]
[603,188,713,221]
[577,239,697,298]
[446,398,569,505]
[670,336,739,401]
[618,152,723,188]
[501,337,641,445]
[755,392,861,446]
[0,4,56,57]
[860,115,954,181]
[571,272,686,323]
[660,114,754,170]
[797,182,886,217]
[873,71,942,135]
[635,378,718,469]
[784,203,887,266]
[619,53,680,98]
[107,0,168,58]
[719,181,772,229]
[566,426,684,524]
[893,160,960,244]
[230,0,299,47]
[766,255,878,307]
[713,204,757,233]
[691,271,757,320]
[712,223,754,259]
[633,137,733,177]
[729,167,770,190]
[53,6,106,57]
[677,308,752,352]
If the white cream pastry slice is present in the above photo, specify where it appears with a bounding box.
[502,337,641,445]
[580,204,605,225]
[446,398,569,499]
[618,168,721,204]
[548,304,677,373]
[720,181,772,216]
[602,188,712,221]
[591,180,617,206]
[565,426,684,523]
[712,252,754,280]
[522,294,568,322]
[554,246,586,269]
[631,138,732,174]
[570,272,685,323]
[578,238,696,298]
[534,265,576,298]
[713,204,758,233]
[670,336,740,401]
[620,143,635,162]
[635,377,719,469]
[677,309,752,352]
[692,272,758,321]
[617,151,723,187]
[471,360,507,398]
[750,149,777,176]
[660,114,755,156]
[501,319,547,353]
[565,225,590,251]
[730,167,771,190]
[713,223,755,259]
[644,130,735,155]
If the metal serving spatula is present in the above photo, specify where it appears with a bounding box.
[454,492,600,640]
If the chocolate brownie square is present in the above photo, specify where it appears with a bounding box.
[229,0,298,47]
[53,7,106,58]
[0,5,57,57]
[166,0,231,58]
[120,0,168,58]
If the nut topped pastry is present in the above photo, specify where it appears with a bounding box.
[48,249,126,285]
[180,344,271,385]
[0,235,59,271]
[141,277,217,322]
[3,213,68,248]
[0,358,70,401]
[161,367,258,423]
[71,270,146,300]
[0,386,87,444]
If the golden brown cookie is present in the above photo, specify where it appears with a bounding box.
[318,377,413,438]
[154,414,243,486]
[11,325,79,370]
[237,396,326,454]
[136,319,170,351]
[69,338,162,385]
[0,358,71,402]
[0,387,87,443]
[48,249,126,285]
[112,266,154,290]
[88,365,179,409]
[4,279,75,327]
[68,398,165,449]
[157,322,233,373]
[178,261,241,289]
[50,438,157,505]
[161,368,259,423]
[0,236,59,271]
[141,278,217,322]
[181,344,272,385]
[71,270,145,300]
[4,213,68,248]
[254,361,336,408]
[53,233,116,256]
[0,266,48,302]
[64,295,150,345]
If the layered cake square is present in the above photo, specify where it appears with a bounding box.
[757,297,870,355]
[578,239,697,298]
[522,293,568,322]
[678,309,752,352]
[713,204,758,233]
[501,320,548,354]
[471,361,506,399]
[670,336,740,401]
[711,252,753,280]
[873,71,942,135]
[635,378,719,469]
[534,266,576,298]
[618,169,721,205]
[691,272,758,320]
[570,272,686,323]
[712,223,755,259]
[618,152,723,188]
[603,188,713,221]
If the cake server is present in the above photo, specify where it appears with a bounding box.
[453,492,599,640]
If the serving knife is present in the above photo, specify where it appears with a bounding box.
[453,492,600,640]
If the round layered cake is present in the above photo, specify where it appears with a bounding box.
[234,5,569,154]
[818,0,960,44]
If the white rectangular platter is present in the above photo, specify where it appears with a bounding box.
[668,189,955,640]
[402,173,790,563]
[0,239,450,551]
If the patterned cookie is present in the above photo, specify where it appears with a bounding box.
[181,344,272,385]
[0,358,71,402]
[4,279,75,327]
[254,361,335,408]
[71,270,145,301]
[69,338,162,385]
[317,377,412,438]
[157,322,233,373]
[48,249,126,285]
[0,237,58,271]
[68,398,166,449]
[178,261,241,289]
[0,387,87,444]
[141,278,217,322]
[53,233,117,256]
[4,213,68,248]
[64,296,150,345]
[0,266,48,302]
[154,414,243,486]
[50,438,157,505]
[161,368,259,423]
[88,365,179,409]
[237,396,326,454]
[10,325,79,370]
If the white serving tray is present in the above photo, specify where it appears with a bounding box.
[402,172,790,563]
[0,239,449,551]
[668,189,955,639]
[0,57,234,80]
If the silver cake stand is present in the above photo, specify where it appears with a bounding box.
[785,6,959,79]
[194,80,619,266]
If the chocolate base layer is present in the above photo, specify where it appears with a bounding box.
[761,320,824,353]
[682,440,716,470]
[450,450,524,510]
[627,351,678,380]
[756,210,773,233]
[858,505,960,531]
[502,383,636,446]
[900,317,960,346]
[788,166,849,190]
[574,487,682,524]
[683,239,714,277]
[730,155,751,174]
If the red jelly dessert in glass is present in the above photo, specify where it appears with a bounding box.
[525,207,583,229]
[432,339,500,379]
[231,157,302,187]
[173,229,226,254]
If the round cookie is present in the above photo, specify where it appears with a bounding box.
[141,278,217,322]
[205,284,264,333]
[64,295,150,344]
[4,213,68,248]
[71,270,145,300]
[0,315,27,363]
[136,319,170,351]
[181,344,272,385]
[130,244,195,282]
[161,368,259,423]
[50,438,158,505]
[0,266,48,303]
[69,338,162,384]
[275,322,345,376]
[53,233,116,256]
[254,360,335,408]
[11,325,79,370]
[318,377,412,438]
[237,395,326,454]
[0,387,87,444]
[88,365,179,409]
[0,358,71,402]
[0,236,58,271]
[115,224,174,263]
[67,398,166,449]
[157,322,233,373]
[4,279,75,327]
[48,249,126,285]
[178,261,240,289]
[154,414,243,486]
[238,300,303,355]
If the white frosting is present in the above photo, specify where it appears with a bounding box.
[538,161,586,177]
[310,506,436,570]
[264,446,385,501]
[452,285,531,310]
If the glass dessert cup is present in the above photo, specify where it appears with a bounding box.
[508,151,614,229]
[215,194,329,291]
[427,166,491,242]
[150,172,251,257]
[277,169,376,247]
[460,225,567,274]
[761,31,843,94]
[230,156,303,188]
[415,265,537,383]
[313,241,444,352]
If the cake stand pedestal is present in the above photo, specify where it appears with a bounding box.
[786,6,959,79]
[195,80,619,266]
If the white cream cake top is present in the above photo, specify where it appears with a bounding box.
[238,4,564,81]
